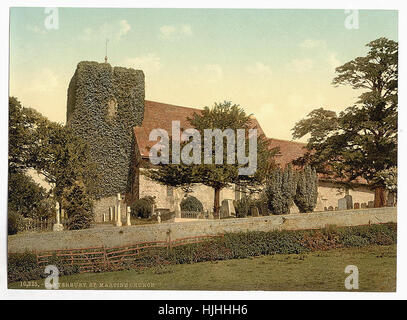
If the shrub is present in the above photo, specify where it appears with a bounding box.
[8,252,80,283]
[8,211,22,235]
[8,172,47,218]
[234,196,252,218]
[266,164,296,215]
[180,196,203,212]
[63,181,94,230]
[131,196,155,219]
[294,165,318,213]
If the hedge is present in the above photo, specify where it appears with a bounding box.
[8,223,396,282]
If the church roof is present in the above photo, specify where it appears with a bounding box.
[133,100,368,185]
[134,100,267,158]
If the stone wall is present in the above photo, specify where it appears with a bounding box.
[314,181,374,212]
[8,207,396,253]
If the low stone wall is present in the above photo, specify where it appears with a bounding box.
[8,207,396,253]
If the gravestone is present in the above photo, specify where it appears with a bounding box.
[126,206,131,226]
[328,206,334,211]
[157,212,161,224]
[221,199,236,218]
[335,207,338,211]
[368,201,374,208]
[324,207,328,211]
[338,198,347,210]
[345,195,353,209]
[354,203,360,209]
[251,207,260,217]
[361,203,367,209]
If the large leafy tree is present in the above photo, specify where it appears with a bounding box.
[146,101,277,217]
[8,97,99,214]
[292,38,397,207]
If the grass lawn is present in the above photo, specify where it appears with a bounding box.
[9,245,396,291]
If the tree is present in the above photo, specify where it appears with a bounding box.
[62,181,94,230]
[294,165,318,213]
[265,164,296,215]
[8,172,48,218]
[146,101,277,217]
[8,97,99,228]
[292,38,397,207]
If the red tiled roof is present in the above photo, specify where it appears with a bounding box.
[267,138,307,167]
[134,100,266,158]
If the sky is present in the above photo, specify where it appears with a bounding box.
[9,8,398,141]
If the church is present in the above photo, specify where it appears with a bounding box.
[66,61,375,222]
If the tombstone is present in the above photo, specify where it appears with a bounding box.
[354,203,360,209]
[338,198,347,211]
[208,212,214,220]
[335,207,338,211]
[251,207,260,217]
[52,202,64,231]
[324,207,328,211]
[221,199,236,218]
[368,201,374,208]
[157,212,161,224]
[344,195,353,209]
[328,206,334,211]
[361,203,367,209]
[102,213,106,222]
[115,193,122,227]
[126,206,131,226]
[109,207,113,221]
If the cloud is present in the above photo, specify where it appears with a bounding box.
[288,58,314,73]
[80,20,131,41]
[159,24,193,39]
[245,62,272,76]
[123,53,162,75]
[300,39,327,49]
[190,64,223,84]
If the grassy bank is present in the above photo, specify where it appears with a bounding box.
[9,244,396,291]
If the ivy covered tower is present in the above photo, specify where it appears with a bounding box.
[66,61,145,219]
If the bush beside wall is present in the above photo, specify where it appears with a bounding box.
[8,223,396,282]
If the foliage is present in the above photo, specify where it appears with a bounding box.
[145,101,278,217]
[265,164,296,215]
[8,96,99,220]
[33,197,57,220]
[67,62,145,199]
[62,181,94,230]
[8,172,48,218]
[8,211,22,235]
[180,196,204,212]
[292,38,398,207]
[373,167,397,192]
[131,196,155,219]
[234,196,252,218]
[7,252,79,283]
[294,165,318,213]
[7,223,396,282]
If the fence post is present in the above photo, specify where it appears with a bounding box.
[103,245,107,271]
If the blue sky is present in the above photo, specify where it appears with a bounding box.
[9,8,398,140]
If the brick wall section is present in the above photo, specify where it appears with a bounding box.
[8,207,396,253]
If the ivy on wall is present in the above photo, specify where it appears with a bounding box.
[67,61,145,199]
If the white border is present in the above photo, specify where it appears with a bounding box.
[1,0,406,300]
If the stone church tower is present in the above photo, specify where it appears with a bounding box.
[66,61,145,220]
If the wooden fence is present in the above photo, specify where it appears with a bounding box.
[35,234,223,273]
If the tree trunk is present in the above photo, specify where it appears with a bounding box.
[374,186,386,208]
[213,187,221,219]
